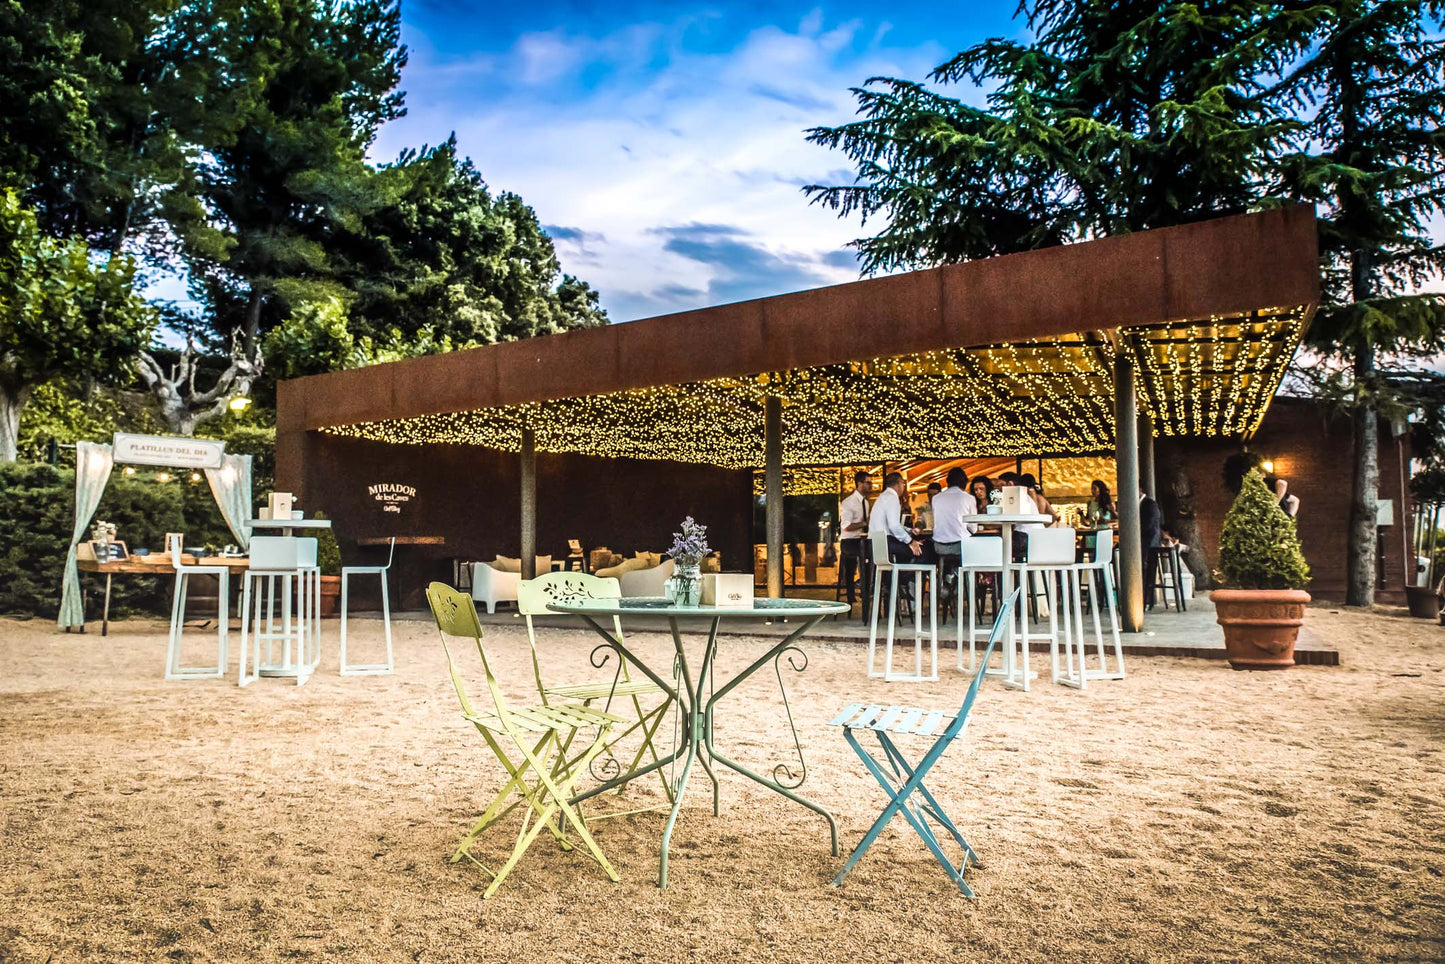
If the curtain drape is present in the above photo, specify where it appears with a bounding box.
[205,453,254,550]
[57,441,115,629]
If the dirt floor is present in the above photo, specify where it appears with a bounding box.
[1,605,1442,963]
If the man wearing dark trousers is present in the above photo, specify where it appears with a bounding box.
[1140,488,1163,610]
[838,471,871,608]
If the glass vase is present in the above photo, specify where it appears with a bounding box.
[672,561,702,607]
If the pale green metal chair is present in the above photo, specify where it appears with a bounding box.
[517,571,676,807]
[425,582,622,898]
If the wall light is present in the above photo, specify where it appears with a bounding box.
[229,395,252,412]
[1260,460,1275,473]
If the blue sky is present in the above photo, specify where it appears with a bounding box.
[368,2,1027,321]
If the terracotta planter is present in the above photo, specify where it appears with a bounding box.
[1210,589,1310,670]
[319,575,342,618]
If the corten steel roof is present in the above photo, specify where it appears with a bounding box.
[278,206,1319,469]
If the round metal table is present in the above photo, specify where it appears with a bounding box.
[546,596,848,887]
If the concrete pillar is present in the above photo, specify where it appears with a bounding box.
[765,396,784,598]
[1139,413,1157,499]
[1116,358,1145,632]
[520,427,536,581]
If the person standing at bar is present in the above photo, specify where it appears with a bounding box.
[1141,486,1163,610]
[838,471,872,608]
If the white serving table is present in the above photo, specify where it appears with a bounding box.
[961,513,1050,690]
[246,518,332,680]
[249,518,333,537]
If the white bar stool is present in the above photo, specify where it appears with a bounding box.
[1060,535,1126,688]
[340,537,394,675]
[239,536,320,687]
[164,538,229,680]
[954,536,1005,671]
[1003,527,1077,692]
[866,531,937,682]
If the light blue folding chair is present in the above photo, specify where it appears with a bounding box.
[829,587,1021,896]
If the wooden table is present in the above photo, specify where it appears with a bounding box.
[356,536,445,546]
[77,556,250,636]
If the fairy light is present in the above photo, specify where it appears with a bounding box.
[320,307,1310,468]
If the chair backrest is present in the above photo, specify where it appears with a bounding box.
[868,530,891,568]
[1024,527,1076,566]
[517,571,626,703]
[425,581,502,723]
[1086,532,1114,567]
[960,535,1004,569]
[249,536,306,570]
[945,587,1022,739]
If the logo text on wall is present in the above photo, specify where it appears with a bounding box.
[368,482,417,514]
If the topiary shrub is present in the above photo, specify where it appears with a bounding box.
[1217,470,1310,590]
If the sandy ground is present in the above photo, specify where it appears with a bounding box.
[1,606,1442,963]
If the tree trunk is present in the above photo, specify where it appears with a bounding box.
[1157,438,1211,589]
[1346,343,1379,606]
[0,381,30,463]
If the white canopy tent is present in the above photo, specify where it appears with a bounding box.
[57,433,253,630]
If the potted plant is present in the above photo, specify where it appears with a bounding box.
[1406,464,1445,619]
[1210,470,1311,669]
[313,512,343,617]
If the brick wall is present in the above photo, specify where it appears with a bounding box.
[1166,398,1413,603]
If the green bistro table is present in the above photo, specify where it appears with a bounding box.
[546,596,850,887]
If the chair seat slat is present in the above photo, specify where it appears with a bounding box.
[892,707,925,733]
[915,709,946,736]
[870,706,906,731]
[851,704,885,728]
[547,679,662,700]
[828,703,864,726]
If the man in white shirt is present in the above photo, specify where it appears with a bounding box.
[930,468,978,603]
[837,471,872,607]
[868,471,924,562]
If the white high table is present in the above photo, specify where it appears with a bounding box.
[961,513,1050,690]
[245,518,332,681]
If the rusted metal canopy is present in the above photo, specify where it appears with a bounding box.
[277,206,1319,468]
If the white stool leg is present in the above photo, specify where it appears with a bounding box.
[165,572,184,679]
[238,574,254,687]
[339,570,350,673]
[867,564,883,677]
[912,570,923,679]
[1106,566,1125,679]
[928,569,937,681]
[381,569,393,672]
[215,570,229,677]
[884,569,899,680]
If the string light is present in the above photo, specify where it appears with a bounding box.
[320,306,1309,468]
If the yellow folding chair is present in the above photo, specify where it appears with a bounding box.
[518,572,676,807]
[425,582,622,898]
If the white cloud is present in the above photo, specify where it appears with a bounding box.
[372,11,950,321]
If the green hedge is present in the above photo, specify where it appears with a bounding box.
[0,462,234,619]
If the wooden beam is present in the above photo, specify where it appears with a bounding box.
[765,396,784,598]
[1116,358,1145,632]
[520,427,536,581]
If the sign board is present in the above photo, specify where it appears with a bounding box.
[113,433,225,470]
[368,482,417,515]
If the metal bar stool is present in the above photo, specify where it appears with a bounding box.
[867,531,938,682]
[164,537,230,680]
[340,536,395,675]
[239,536,320,687]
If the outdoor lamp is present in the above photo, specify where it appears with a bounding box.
[122,466,135,476]
[1261,460,1275,473]
[190,471,202,483]
[229,395,252,412]
[156,471,171,483]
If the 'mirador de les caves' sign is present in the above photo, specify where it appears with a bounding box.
[368,482,416,514]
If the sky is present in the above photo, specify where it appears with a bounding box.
[367,2,1026,322]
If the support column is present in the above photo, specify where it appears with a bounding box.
[520,427,536,581]
[765,396,784,599]
[1116,357,1144,632]
[1139,413,1157,499]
